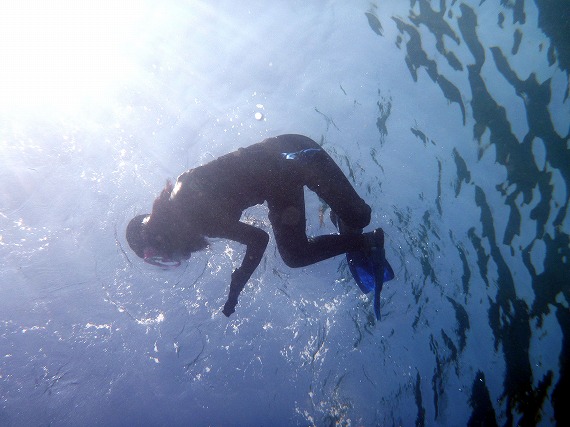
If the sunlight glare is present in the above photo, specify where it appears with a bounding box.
[0,1,142,113]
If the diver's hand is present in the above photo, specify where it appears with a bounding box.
[222,268,249,317]
[222,298,237,317]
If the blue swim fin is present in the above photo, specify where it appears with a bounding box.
[332,212,394,321]
[347,250,394,294]
[371,246,386,321]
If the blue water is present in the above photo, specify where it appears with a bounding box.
[1,1,568,426]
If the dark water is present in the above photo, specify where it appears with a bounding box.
[0,1,568,426]
[380,1,569,425]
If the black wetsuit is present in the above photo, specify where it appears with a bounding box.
[166,134,371,315]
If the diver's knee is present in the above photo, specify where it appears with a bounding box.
[280,250,308,268]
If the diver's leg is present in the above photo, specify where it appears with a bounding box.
[301,149,371,230]
[268,186,370,268]
[266,134,371,230]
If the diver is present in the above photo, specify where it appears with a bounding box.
[126,134,384,317]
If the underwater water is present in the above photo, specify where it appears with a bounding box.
[1,0,569,425]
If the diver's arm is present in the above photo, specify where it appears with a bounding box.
[216,221,269,317]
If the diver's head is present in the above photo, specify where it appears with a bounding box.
[126,214,187,268]
[126,214,150,259]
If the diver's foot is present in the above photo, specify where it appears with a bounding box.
[330,210,363,235]
[364,228,384,252]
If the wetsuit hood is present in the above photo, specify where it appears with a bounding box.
[126,214,150,259]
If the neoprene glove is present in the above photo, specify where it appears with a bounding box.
[222,268,249,317]
[222,297,237,317]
